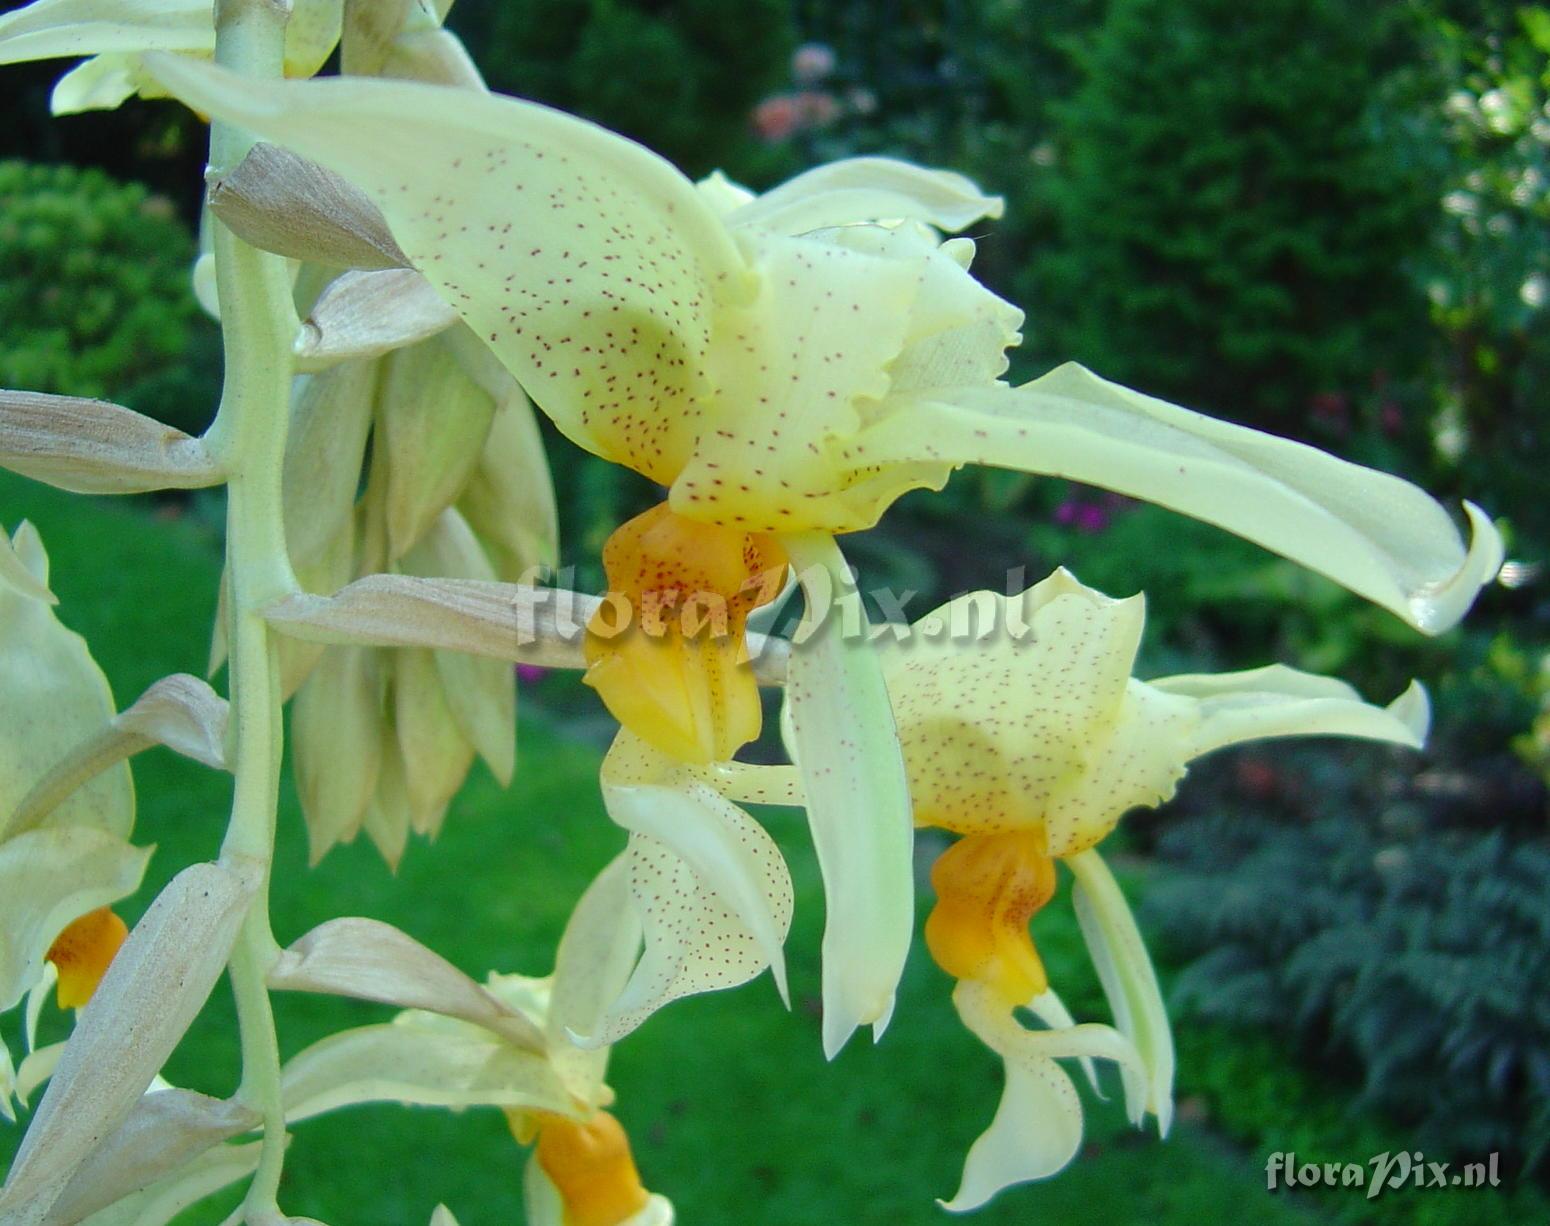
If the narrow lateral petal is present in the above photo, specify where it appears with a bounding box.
[844,364,1503,633]
[780,532,914,1058]
[594,740,793,1043]
[0,861,254,1226]
[280,1017,570,1122]
[1150,665,1430,756]
[722,157,1003,234]
[268,917,545,1051]
[144,54,753,483]
[1066,849,1174,1136]
[547,855,641,1095]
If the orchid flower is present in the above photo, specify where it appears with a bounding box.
[140,58,1500,1063]
[0,521,144,1120]
[0,0,343,113]
[273,860,673,1226]
[878,570,1430,1210]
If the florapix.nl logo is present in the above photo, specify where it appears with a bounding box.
[1266,1151,1502,1200]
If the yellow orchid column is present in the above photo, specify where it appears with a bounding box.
[868,569,1433,1210]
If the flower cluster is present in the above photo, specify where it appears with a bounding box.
[0,0,1506,1223]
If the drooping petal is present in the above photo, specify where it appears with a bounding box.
[780,532,913,1058]
[843,364,1503,633]
[720,157,1003,235]
[279,1016,572,1123]
[1149,665,1430,757]
[548,855,642,1098]
[591,737,793,1045]
[0,827,150,1013]
[267,917,545,1051]
[0,861,254,1226]
[143,54,753,482]
[1066,849,1174,1137]
[942,980,1145,1213]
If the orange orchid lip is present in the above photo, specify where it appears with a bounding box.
[584,502,786,764]
[46,906,129,1010]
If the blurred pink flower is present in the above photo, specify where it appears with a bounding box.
[792,42,837,83]
[1379,399,1404,436]
[794,90,840,129]
[516,664,547,685]
[753,93,801,142]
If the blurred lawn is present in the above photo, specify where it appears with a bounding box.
[0,470,1326,1225]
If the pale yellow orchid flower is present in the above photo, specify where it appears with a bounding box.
[0,520,145,1121]
[871,570,1431,1210]
[140,56,1500,1063]
[0,0,342,113]
[274,860,673,1226]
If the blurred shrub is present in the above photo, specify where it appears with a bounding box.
[1406,2,1550,551]
[1029,0,1437,435]
[0,159,216,434]
[1148,812,1550,1172]
[1176,1022,1550,1225]
[449,0,796,179]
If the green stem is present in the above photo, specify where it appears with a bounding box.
[205,0,298,1219]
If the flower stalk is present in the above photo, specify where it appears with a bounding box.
[206,0,301,1218]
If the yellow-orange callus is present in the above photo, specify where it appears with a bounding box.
[536,1110,652,1226]
[584,503,785,764]
[925,831,1055,1007]
[46,906,129,1009]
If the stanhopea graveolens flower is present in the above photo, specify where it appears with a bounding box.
[141,56,1502,1059]
[877,570,1430,1210]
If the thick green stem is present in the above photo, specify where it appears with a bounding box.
[206,0,298,1219]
